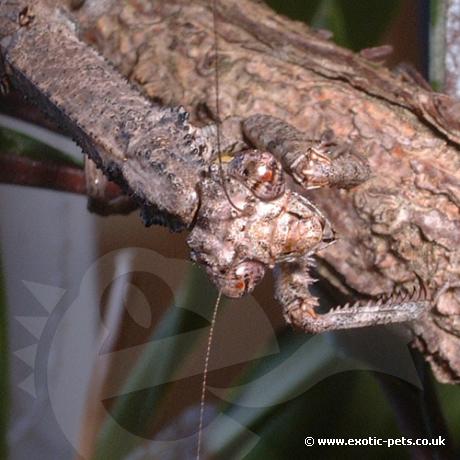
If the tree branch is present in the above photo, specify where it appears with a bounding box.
[2,0,460,382]
[0,152,86,193]
[0,152,136,214]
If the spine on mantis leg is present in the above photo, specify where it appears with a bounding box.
[242,114,371,190]
[274,257,432,334]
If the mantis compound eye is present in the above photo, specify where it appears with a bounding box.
[216,260,266,298]
[227,150,285,200]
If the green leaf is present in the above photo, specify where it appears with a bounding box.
[242,371,404,460]
[310,0,348,47]
[204,332,352,458]
[436,381,460,453]
[335,0,401,50]
[428,0,445,90]
[266,0,402,49]
[202,327,419,459]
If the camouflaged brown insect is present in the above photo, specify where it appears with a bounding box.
[2,0,460,383]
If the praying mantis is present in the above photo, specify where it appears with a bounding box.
[1,0,460,384]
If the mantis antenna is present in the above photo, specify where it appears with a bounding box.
[196,290,222,460]
[211,0,245,213]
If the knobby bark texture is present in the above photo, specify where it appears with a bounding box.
[2,0,460,383]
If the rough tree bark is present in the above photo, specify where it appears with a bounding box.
[2,0,460,383]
